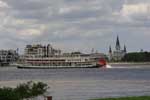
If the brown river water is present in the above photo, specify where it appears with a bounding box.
[0,65,150,100]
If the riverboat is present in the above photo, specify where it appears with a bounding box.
[17,54,107,69]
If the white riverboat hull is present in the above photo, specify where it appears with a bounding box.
[17,64,101,69]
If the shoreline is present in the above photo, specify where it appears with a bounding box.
[0,62,150,68]
[109,62,150,66]
[90,96,150,100]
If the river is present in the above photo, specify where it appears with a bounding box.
[0,65,150,100]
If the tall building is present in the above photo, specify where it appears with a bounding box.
[109,36,127,61]
[24,44,61,57]
[0,49,19,66]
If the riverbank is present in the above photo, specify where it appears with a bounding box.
[109,62,150,66]
[90,96,150,100]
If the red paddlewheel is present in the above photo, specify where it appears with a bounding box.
[98,58,107,66]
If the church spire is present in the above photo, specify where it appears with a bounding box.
[108,45,113,61]
[109,45,112,54]
[116,35,121,51]
[124,45,127,53]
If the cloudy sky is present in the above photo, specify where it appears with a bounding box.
[0,0,150,53]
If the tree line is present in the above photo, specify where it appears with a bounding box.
[122,52,150,62]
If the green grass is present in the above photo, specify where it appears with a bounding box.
[90,96,150,100]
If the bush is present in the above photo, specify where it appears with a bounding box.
[0,81,49,100]
[0,87,20,100]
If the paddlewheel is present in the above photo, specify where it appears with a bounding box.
[98,58,107,68]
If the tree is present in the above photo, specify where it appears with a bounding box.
[0,87,20,100]
[122,52,150,62]
[0,81,49,100]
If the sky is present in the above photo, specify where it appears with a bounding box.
[0,0,150,54]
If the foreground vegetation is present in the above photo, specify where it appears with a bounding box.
[0,81,49,100]
[91,96,150,100]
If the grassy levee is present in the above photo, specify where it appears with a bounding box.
[90,96,150,100]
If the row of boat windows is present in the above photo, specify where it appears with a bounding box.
[26,59,89,62]
[26,60,65,61]
[28,63,92,66]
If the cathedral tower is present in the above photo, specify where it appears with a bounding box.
[109,35,127,61]
[124,45,127,53]
[116,35,121,51]
[109,45,113,61]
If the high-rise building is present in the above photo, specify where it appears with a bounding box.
[24,44,61,57]
[0,49,19,66]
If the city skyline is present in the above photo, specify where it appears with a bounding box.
[0,0,150,53]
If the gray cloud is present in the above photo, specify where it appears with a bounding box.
[0,0,150,53]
